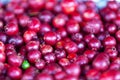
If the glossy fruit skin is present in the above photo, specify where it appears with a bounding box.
[53,14,68,28]
[27,50,41,63]
[113,57,120,65]
[18,14,30,27]
[77,41,86,53]
[71,12,82,23]
[63,37,72,43]
[86,69,101,80]
[0,41,5,52]
[2,1,120,80]
[59,58,70,67]
[54,71,66,80]
[8,18,18,24]
[35,73,53,80]
[4,12,15,22]
[0,51,6,63]
[23,30,37,43]
[107,1,119,11]
[84,50,96,60]
[35,59,45,70]
[85,1,97,10]
[7,67,22,79]
[64,63,80,77]
[76,55,88,65]
[27,17,41,32]
[5,49,16,56]
[42,63,62,75]
[0,21,3,29]
[105,47,118,60]
[82,9,96,21]
[64,41,78,54]
[56,32,62,41]
[55,40,64,49]
[104,11,116,22]
[57,28,67,38]
[8,54,22,67]
[106,23,117,34]
[114,16,120,27]
[44,32,57,45]
[83,20,102,34]
[21,66,38,80]
[100,69,120,80]
[63,75,78,80]
[54,3,62,13]
[109,62,120,70]
[39,10,53,23]
[13,5,24,15]
[97,32,109,41]
[77,2,86,13]
[21,74,34,80]
[84,34,95,43]
[26,40,39,51]
[0,33,7,43]
[103,36,116,47]
[88,38,101,50]
[71,33,83,42]
[66,20,80,34]
[5,44,14,50]
[68,53,77,62]
[39,23,52,35]
[0,62,4,73]
[8,35,23,47]
[4,22,19,36]
[116,30,120,42]
[55,49,66,60]
[61,0,77,14]
[40,44,53,55]
[45,0,57,10]
[92,53,110,71]
[44,53,56,63]
[28,0,45,10]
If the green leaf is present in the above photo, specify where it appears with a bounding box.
[22,60,30,70]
